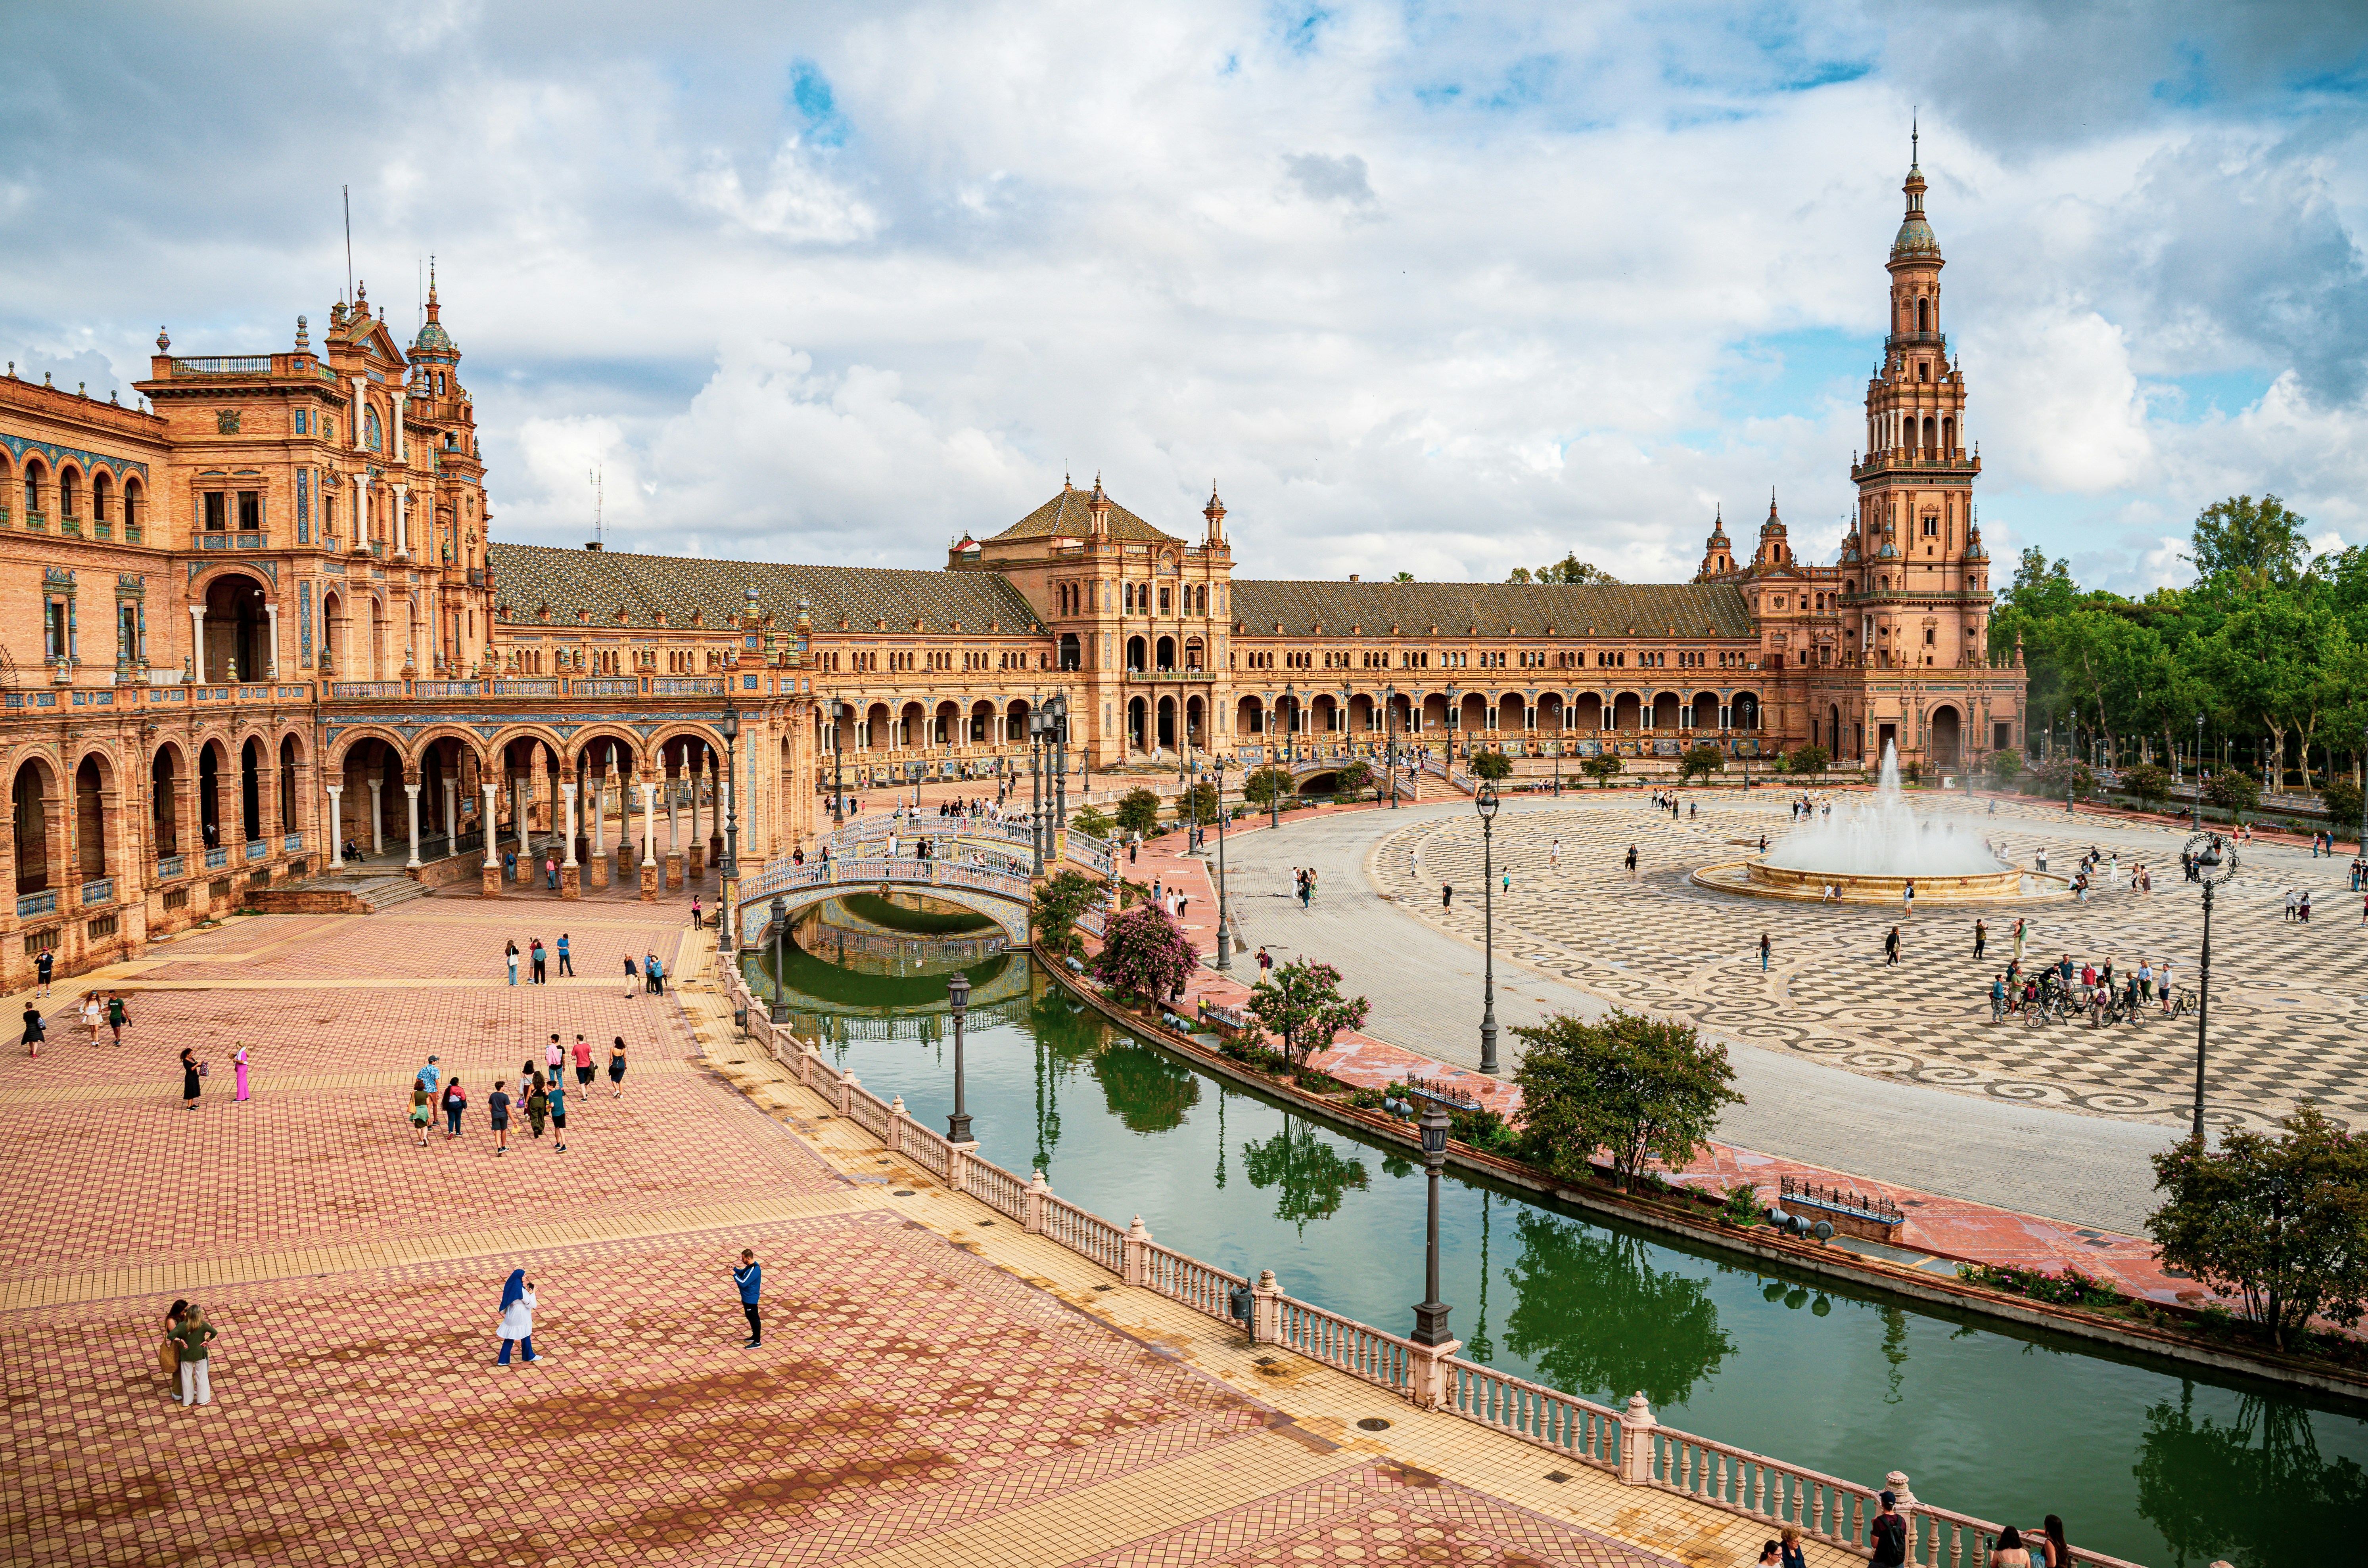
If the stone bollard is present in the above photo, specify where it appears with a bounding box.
[1024,1171,1049,1234]
[797,1041,818,1090]
[947,1140,978,1197]
[1251,1268,1283,1344]
[1122,1214,1151,1287]
[1617,1391,1657,1485]
[1406,1336,1462,1411]
[888,1095,908,1155]
[839,1072,859,1120]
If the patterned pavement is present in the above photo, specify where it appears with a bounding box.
[0,886,1738,1568]
[1382,789,2368,1132]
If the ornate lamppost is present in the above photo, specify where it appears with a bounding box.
[2065,706,2079,813]
[2185,830,2238,1146]
[828,699,847,828]
[2357,721,2367,856]
[1385,683,1399,808]
[2193,712,2205,831]
[1409,1096,1454,1347]
[1477,779,1500,1075]
[1049,692,1070,839]
[1028,702,1047,877]
[717,706,740,955]
[767,893,789,1023]
[1212,755,1232,970]
[946,970,974,1144]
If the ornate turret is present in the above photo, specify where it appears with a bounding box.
[1202,482,1226,545]
[1697,505,1734,579]
[1752,492,1792,569]
[411,266,457,359]
[1087,471,1112,537]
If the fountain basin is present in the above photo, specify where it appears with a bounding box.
[1691,859,2069,904]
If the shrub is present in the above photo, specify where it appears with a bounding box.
[1470,750,1514,782]
[2119,762,2174,812]
[2147,1103,2368,1351]
[1246,959,1370,1069]
[1679,745,1727,784]
[1116,786,1163,838]
[1720,1184,1764,1227]
[2204,770,2261,815]
[1511,1009,1743,1190]
[2322,777,2362,837]
[1779,744,1828,777]
[1333,761,1373,799]
[2030,756,2096,799]
[1580,753,1624,788]
[1068,804,1114,839]
[1987,747,2023,783]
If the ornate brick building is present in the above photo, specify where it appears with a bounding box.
[2,149,2020,985]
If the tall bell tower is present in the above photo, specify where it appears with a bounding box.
[1848,126,1988,669]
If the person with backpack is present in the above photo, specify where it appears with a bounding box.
[1869,1491,1908,1568]
[441,1077,468,1138]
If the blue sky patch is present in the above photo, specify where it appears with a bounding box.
[790,59,847,146]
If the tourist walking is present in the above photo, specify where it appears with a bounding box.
[172,1304,218,1407]
[410,1077,433,1143]
[546,1034,565,1084]
[488,1080,513,1155]
[622,954,639,997]
[545,855,558,890]
[1883,927,1901,967]
[1759,933,1771,972]
[180,1047,204,1109]
[645,952,665,995]
[1624,845,1638,877]
[734,1249,763,1347]
[1441,883,1453,909]
[608,1037,629,1097]
[2011,916,2027,964]
[689,896,702,929]
[419,1054,441,1099]
[1972,918,1987,960]
[22,1001,44,1059]
[572,1034,594,1088]
[82,994,104,1044]
[441,1077,467,1137]
[35,947,52,998]
[548,1077,569,1152]
[526,1076,550,1139]
[232,1043,251,1103]
[506,940,520,985]
[495,1269,540,1365]
[556,932,574,977]
[1549,839,1561,870]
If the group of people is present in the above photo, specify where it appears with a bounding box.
[1990,951,2180,1023]
[1754,1497,2073,1568]
[19,985,134,1059]
[410,1034,632,1153]
[499,934,669,994]
[1290,866,1320,907]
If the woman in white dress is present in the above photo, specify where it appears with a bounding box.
[495,1269,539,1366]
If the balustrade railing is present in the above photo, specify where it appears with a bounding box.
[17,890,58,919]
[1271,1294,1413,1394]
[844,1084,892,1138]
[1140,1243,1245,1321]
[1446,1359,1622,1470]
[80,877,114,907]
[492,679,564,697]
[963,1158,1030,1219]
[204,846,230,870]
[331,682,405,699]
[282,833,305,854]
[1040,1195,1126,1275]
[156,854,186,881]
[245,839,267,862]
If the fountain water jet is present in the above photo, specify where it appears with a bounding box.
[1691,743,2068,904]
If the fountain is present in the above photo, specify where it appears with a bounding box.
[1692,743,2067,904]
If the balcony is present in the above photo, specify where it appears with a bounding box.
[283,833,304,854]
[16,890,57,919]
[204,846,230,870]
[81,877,114,907]
[245,839,268,862]
[198,531,269,551]
[157,854,186,880]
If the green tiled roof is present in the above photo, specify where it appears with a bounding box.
[487,542,1043,634]
[988,482,1179,544]
[1229,580,1753,638]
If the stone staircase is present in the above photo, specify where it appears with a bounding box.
[247,873,431,916]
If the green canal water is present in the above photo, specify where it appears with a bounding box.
[748,908,2366,1568]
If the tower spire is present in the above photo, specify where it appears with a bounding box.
[1911,111,1919,173]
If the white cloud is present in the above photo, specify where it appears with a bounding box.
[1973,307,2154,493]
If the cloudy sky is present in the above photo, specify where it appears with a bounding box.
[6,2,2365,591]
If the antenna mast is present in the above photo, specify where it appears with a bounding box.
[342,185,353,306]
[589,463,604,549]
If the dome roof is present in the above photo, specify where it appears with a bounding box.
[1891,216,1938,258]
[412,320,454,354]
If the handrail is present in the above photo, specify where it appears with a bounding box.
[1445,1357,1621,1470]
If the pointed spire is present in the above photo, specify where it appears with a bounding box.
[1911,111,1920,174]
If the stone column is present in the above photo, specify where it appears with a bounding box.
[638,779,659,900]
[687,745,706,881]
[188,605,206,682]
[512,776,531,881]
[264,601,280,679]
[560,781,581,900]
[587,760,610,889]
[480,780,501,896]
[392,389,406,467]
[366,776,385,855]
[403,781,422,869]
[326,785,345,869]
[352,473,367,554]
[665,750,684,891]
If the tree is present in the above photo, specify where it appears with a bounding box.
[1469,750,1513,781]
[1391,571,1415,583]
[2029,756,2095,799]
[1678,745,1726,784]
[1031,869,1102,963]
[1331,760,1372,798]
[1177,780,1219,823]
[1987,747,2023,784]
[2119,761,2173,812]
[1244,1116,1369,1231]
[1580,752,1624,788]
[1779,743,1827,777]
[1088,902,1199,1011]
[2147,1104,2368,1350]
[1068,803,1114,839]
[1242,765,1294,805]
[1245,958,1369,1069]
[2188,493,2312,590]
[1511,1009,1743,1191]
[1501,1213,1735,1406]
[2324,777,2362,841]
[1509,555,1620,586]
[1115,786,1162,838]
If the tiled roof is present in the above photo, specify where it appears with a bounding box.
[487,542,1044,634]
[1229,580,1754,638]
[987,482,1179,544]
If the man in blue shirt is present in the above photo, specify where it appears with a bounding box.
[555,932,574,977]
[419,1055,441,1097]
[733,1249,762,1347]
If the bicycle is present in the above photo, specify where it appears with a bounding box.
[2164,987,2199,1019]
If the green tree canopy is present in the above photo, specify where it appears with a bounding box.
[1511,1009,1742,1190]
[1508,555,1621,585]
[2188,493,2312,591]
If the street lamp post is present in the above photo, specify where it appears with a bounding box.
[1477,780,1500,1076]
[1050,693,1070,839]
[1385,684,1398,808]
[1028,705,1045,877]
[828,700,847,828]
[2193,713,2205,831]
[717,706,740,956]
[2358,722,2368,856]
[1212,756,1232,971]
[2186,830,2239,1146]
[945,970,974,1144]
[2066,707,2078,813]
[767,893,789,1023]
[1409,1097,1454,1347]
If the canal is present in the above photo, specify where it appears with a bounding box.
[749,903,2366,1568]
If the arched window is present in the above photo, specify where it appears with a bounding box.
[364,406,382,450]
[1916,297,1929,332]
[92,470,113,523]
[1941,417,1954,454]
[23,458,44,517]
[59,467,80,518]
[1923,416,1937,450]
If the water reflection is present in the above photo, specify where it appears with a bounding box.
[2135,1390,2368,1567]
[1501,1212,1734,1407]
[1093,1039,1200,1133]
[1243,1115,1369,1232]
